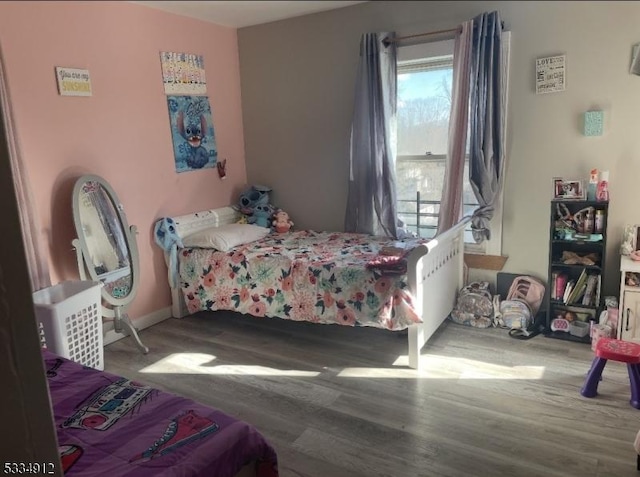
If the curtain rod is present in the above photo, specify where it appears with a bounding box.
[383,27,460,47]
[382,21,505,47]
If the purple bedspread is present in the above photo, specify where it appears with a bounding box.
[43,350,278,477]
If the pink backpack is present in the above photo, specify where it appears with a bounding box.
[506,276,545,315]
[496,276,546,339]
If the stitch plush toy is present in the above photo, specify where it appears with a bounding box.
[272,209,293,233]
[238,185,271,214]
[237,185,274,227]
[251,204,275,228]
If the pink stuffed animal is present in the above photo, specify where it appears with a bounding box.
[272,209,293,233]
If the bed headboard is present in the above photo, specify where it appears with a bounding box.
[171,206,241,238]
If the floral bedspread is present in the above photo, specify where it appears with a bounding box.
[178,231,427,331]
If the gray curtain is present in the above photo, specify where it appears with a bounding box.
[631,44,640,75]
[468,11,505,243]
[345,32,398,238]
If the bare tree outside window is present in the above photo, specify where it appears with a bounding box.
[396,57,477,240]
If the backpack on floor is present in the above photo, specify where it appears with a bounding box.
[506,276,545,315]
[496,276,546,339]
[449,281,494,328]
[499,299,532,331]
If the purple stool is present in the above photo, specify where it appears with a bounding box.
[581,338,640,409]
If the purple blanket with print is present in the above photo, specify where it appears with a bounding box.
[43,350,278,477]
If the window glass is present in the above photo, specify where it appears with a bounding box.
[396,57,478,242]
[397,59,452,156]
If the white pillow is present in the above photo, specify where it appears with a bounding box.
[182,224,270,251]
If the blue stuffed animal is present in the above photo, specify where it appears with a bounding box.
[249,204,275,228]
[237,185,274,227]
[238,185,271,214]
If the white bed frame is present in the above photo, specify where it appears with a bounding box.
[166,207,470,370]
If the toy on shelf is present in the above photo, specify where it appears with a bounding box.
[551,317,570,332]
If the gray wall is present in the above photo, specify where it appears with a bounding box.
[238,1,640,297]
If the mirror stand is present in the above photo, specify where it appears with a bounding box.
[71,174,149,356]
[73,237,149,354]
[113,304,149,354]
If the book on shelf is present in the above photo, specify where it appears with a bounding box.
[567,269,588,304]
[563,279,575,304]
[553,272,568,301]
[595,274,602,306]
[582,274,598,306]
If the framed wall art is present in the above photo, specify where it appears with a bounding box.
[536,55,566,94]
[160,51,206,95]
[166,95,217,173]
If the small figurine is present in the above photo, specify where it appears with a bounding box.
[272,209,293,233]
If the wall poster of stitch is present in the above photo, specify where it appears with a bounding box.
[160,51,206,95]
[166,95,217,173]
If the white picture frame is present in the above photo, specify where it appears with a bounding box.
[536,55,566,94]
[553,178,584,200]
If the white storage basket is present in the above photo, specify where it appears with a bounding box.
[33,281,104,370]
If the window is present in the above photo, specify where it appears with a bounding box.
[395,35,510,254]
[396,54,478,244]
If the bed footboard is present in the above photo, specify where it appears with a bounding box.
[405,218,470,370]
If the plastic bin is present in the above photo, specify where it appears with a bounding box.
[33,281,104,370]
[569,320,590,338]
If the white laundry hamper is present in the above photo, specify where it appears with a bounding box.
[33,280,104,370]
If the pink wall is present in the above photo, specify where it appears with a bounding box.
[0,1,247,319]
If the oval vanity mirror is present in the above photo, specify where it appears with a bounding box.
[72,174,148,354]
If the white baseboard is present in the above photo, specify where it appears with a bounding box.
[103,306,172,347]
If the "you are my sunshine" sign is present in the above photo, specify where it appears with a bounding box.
[55,67,92,97]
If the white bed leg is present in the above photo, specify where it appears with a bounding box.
[408,324,424,370]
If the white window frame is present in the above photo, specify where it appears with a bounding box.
[396,32,510,256]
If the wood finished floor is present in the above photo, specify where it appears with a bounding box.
[104,312,640,477]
